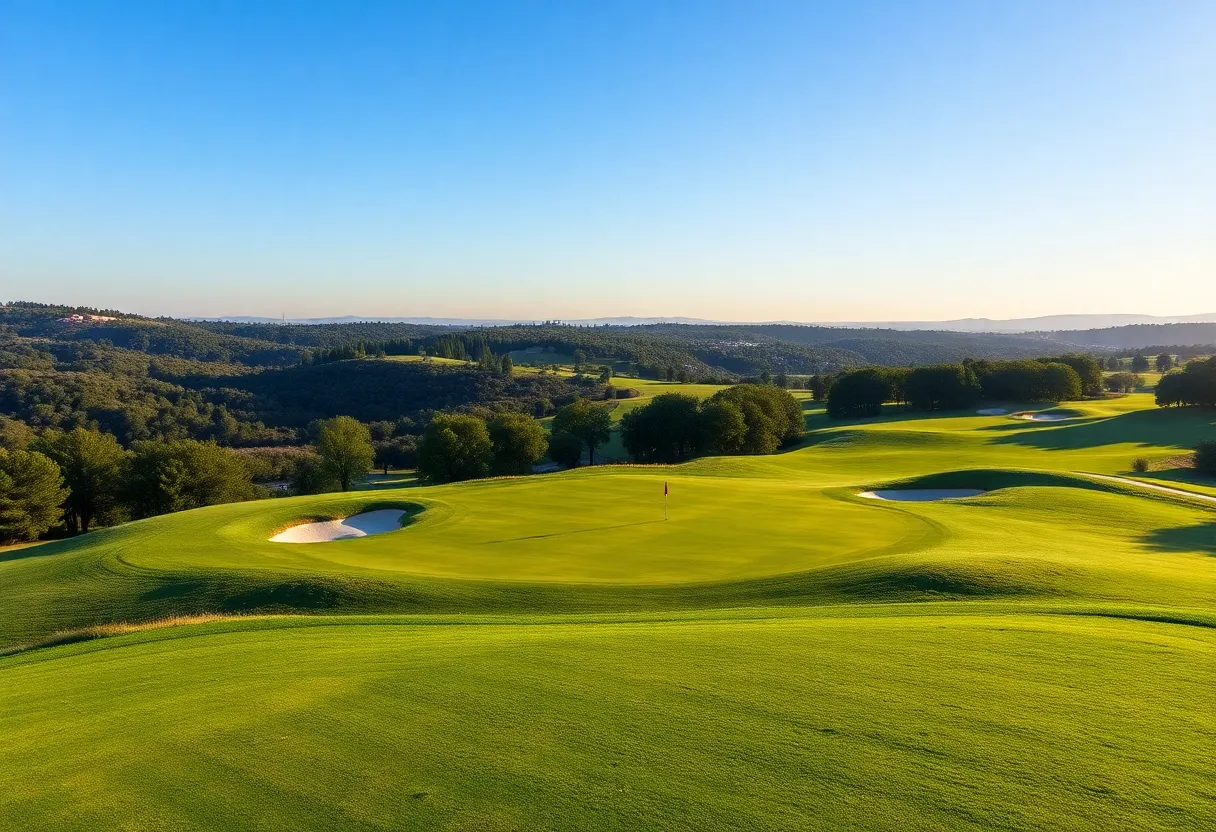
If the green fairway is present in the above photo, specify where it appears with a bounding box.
[3,391,1215,830]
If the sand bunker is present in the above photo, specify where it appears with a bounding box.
[976,408,1008,416]
[859,489,987,501]
[1013,412,1072,422]
[270,509,406,543]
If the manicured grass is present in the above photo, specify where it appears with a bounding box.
[3,611,1213,831]
[3,391,1215,829]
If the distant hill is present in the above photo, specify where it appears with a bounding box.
[1040,322,1216,350]
[197,312,1216,333]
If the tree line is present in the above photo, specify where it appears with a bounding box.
[621,384,804,463]
[0,427,260,542]
[1155,357,1216,408]
[825,354,1104,418]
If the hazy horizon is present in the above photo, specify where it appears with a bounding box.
[3,1,1213,320]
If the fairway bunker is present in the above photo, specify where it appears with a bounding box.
[1012,412,1075,422]
[270,509,406,543]
[976,408,1008,416]
[859,489,987,501]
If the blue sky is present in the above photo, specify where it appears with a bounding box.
[1,0,1213,320]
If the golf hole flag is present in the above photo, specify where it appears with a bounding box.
[663,481,668,520]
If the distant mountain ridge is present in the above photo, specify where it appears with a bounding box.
[197,312,1216,333]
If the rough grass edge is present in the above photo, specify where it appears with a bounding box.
[0,613,256,658]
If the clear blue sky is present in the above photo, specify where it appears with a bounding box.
[2,0,1212,320]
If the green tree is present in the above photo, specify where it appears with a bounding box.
[0,417,35,450]
[807,375,826,401]
[1104,372,1143,393]
[1131,353,1151,372]
[373,436,418,475]
[417,414,493,483]
[708,384,804,453]
[315,416,374,491]
[1194,441,1216,476]
[487,412,548,475]
[552,398,612,465]
[1041,354,1103,397]
[904,365,982,411]
[573,349,588,371]
[500,354,514,377]
[33,427,127,533]
[1155,353,1174,373]
[697,399,748,454]
[598,366,613,383]
[290,455,338,495]
[0,449,68,543]
[125,440,256,518]
[1106,356,1121,371]
[547,431,583,469]
[621,393,702,462]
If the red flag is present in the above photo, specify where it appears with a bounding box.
[664,481,668,496]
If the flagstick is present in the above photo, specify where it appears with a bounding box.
[664,481,668,521]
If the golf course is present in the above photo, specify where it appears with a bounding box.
[2,388,1214,831]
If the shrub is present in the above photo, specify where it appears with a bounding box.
[1131,457,1149,473]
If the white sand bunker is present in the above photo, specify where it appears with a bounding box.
[270,509,406,543]
[976,408,1008,416]
[860,489,987,501]
[1013,412,1072,422]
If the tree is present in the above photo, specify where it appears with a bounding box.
[500,354,514,377]
[290,455,338,495]
[1155,353,1174,373]
[827,368,895,418]
[1104,372,1143,393]
[552,398,612,465]
[1041,354,1103,397]
[707,385,803,453]
[1153,357,1216,408]
[1195,441,1216,476]
[1131,353,1150,372]
[697,399,748,454]
[487,412,548,475]
[315,416,374,491]
[547,431,583,469]
[807,375,826,401]
[0,449,68,543]
[904,365,982,411]
[573,349,587,371]
[598,366,613,383]
[1106,356,1121,371]
[0,417,35,451]
[125,440,256,518]
[620,393,703,463]
[417,414,493,483]
[32,427,126,533]
[374,436,418,475]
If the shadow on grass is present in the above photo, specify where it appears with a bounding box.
[986,407,1216,451]
[1135,469,1216,489]
[1141,522,1216,555]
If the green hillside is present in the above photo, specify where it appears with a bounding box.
[2,392,1214,830]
